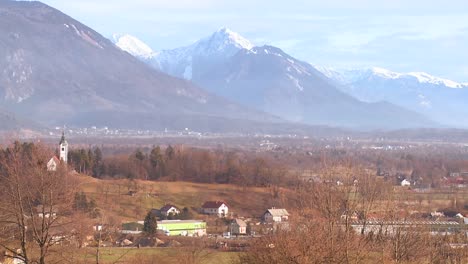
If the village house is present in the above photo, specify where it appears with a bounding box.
[93,223,103,232]
[262,208,289,223]
[400,179,411,186]
[160,204,180,217]
[47,156,60,171]
[36,205,58,219]
[230,218,247,235]
[201,201,229,217]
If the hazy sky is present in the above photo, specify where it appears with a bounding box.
[41,0,468,81]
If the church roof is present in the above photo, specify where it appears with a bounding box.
[50,156,60,163]
[59,132,67,145]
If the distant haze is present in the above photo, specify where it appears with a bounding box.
[39,0,468,82]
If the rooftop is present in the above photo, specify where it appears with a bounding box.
[160,204,178,211]
[232,218,247,227]
[202,201,227,208]
[158,220,205,224]
[266,208,289,217]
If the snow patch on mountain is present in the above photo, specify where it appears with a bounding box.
[214,27,253,51]
[316,66,467,89]
[287,74,304,91]
[370,67,402,79]
[407,72,463,88]
[183,65,193,80]
[418,94,431,108]
[111,34,156,59]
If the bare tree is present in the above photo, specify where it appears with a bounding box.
[0,142,78,264]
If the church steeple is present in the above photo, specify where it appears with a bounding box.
[59,131,68,163]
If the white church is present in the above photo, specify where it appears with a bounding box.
[47,132,69,171]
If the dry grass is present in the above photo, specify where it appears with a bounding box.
[76,175,284,222]
[50,246,239,264]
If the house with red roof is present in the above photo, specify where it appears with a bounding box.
[201,201,229,217]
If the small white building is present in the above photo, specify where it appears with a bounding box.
[36,205,58,219]
[160,204,180,217]
[201,201,229,217]
[401,179,411,186]
[47,156,60,171]
[262,208,289,223]
[93,224,103,232]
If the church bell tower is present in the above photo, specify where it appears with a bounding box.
[59,131,68,163]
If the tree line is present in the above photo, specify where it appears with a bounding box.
[68,145,286,187]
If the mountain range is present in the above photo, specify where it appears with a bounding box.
[316,67,468,127]
[1,0,456,133]
[0,1,293,133]
[113,28,433,130]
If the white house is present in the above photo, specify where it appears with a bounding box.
[93,224,103,232]
[401,179,411,186]
[160,204,180,217]
[201,201,229,217]
[47,156,60,171]
[262,208,289,223]
[36,205,58,219]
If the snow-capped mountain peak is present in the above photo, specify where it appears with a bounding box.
[369,67,401,79]
[315,66,466,89]
[210,27,254,50]
[406,72,463,88]
[312,65,468,127]
[146,28,255,80]
[366,68,465,88]
[111,34,156,59]
[191,27,254,57]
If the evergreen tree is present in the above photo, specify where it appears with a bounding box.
[179,207,193,220]
[143,211,158,236]
[135,149,145,162]
[165,145,175,160]
[150,146,165,179]
[92,147,104,177]
[150,146,162,168]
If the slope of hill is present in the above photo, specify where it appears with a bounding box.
[79,177,283,221]
[115,30,434,130]
[317,67,468,127]
[0,108,43,131]
[0,1,285,132]
[193,46,436,129]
